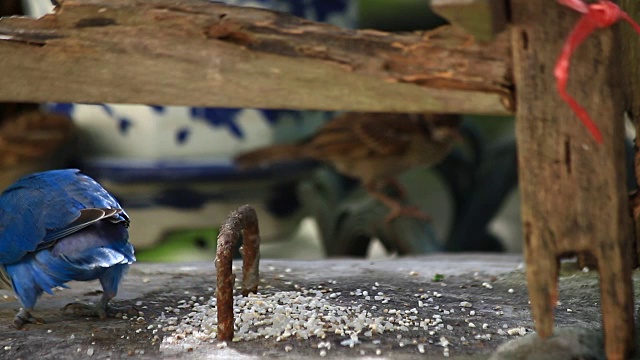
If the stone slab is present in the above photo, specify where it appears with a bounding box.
[0,254,630,359]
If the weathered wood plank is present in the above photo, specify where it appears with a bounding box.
[431,0,508,43]
[0,0,512,114]
[621,1,640,267]
[511,1,635,359]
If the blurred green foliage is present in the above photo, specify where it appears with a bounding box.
[136,228,219,262]
[359,0,447,31]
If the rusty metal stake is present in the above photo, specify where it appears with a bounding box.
[215,204,261,341]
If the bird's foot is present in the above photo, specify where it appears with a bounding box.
[368,189,431,223]
[62,302,140,319]
[14,308,45,329]
[384,205,432,224]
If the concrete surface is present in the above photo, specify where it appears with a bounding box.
[0,254,636,359]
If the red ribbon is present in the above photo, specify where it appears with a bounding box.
[555,0,640,144]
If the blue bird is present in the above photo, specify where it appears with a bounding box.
[0,169,137,328]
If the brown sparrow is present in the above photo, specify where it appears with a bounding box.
[235,112,461,223]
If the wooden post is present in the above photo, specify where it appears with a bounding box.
[620,0,640,266]
[510,1,635,359]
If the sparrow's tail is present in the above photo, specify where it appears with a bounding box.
[234,143,306,168]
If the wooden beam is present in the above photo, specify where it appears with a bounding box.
[431,0,508,43]
[0,0,513,114]
[511,1,635,359]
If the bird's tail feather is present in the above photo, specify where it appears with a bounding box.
[5,244,133,308]
[5,254,67,308]
[234,144,305,168]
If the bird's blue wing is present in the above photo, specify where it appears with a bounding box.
[0,169,127,264]
[40,208,123,247]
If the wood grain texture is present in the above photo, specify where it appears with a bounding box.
[511,1,635,359]
[0,0,512,114]
[620,0,640,267]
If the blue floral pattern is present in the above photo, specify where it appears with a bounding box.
[47,103,135,135]
[176,127,191,144]
[213,0,353,23]
[189,107,244,138]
